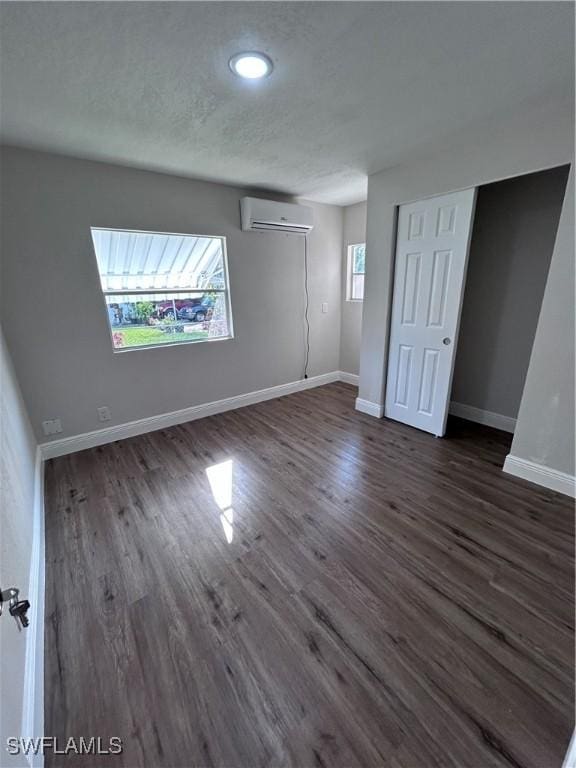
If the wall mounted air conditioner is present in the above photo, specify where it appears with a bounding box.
[240,197,314,235]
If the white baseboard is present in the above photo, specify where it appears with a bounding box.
[40,371,346,459]
[503,454,576,498]
[338,371,359,386]
[355,397,384,418]
[449,401,516,433]
[22,446,45,767]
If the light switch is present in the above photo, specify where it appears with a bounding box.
[321,302,328,314]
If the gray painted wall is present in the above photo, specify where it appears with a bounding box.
[511,165,575,473]
[340,202,366,376]
[451,166,569,419]
[361,89,574,476]
[0,147,343,442]
[0,328,37,766]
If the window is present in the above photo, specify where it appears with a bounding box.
[90,228,233,351]
[347,243,365,301]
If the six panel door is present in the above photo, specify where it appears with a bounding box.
[385,188,477,436]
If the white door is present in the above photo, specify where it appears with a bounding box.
[385,188,477,436]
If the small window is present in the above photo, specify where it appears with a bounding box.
[347,243,366,301]
[91,228,233,351]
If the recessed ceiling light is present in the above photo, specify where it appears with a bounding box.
[229,52,273,80]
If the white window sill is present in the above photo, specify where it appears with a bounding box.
[111,335,234,353]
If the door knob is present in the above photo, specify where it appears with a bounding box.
[443,337,451,345]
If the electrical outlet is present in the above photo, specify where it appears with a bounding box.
[42,418,62,436]
[97,406,111,423]
[321,302,328,314]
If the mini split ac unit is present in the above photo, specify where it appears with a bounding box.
[240,197,314,235]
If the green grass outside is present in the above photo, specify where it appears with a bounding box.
[114,326,208,348]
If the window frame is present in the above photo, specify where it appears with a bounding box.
[91,227,234,353]
[346,242,366,302]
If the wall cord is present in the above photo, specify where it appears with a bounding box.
[303,234,310,379]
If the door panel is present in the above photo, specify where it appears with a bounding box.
[418,348,439,415]
[401,253,421,325]
[426,250,451,327]
[385,188,477,436]
[395,345,413,407]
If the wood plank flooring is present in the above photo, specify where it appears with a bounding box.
[44,383,574,767]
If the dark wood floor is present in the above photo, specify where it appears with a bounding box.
[44,383,574,767]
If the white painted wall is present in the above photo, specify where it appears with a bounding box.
[451,166,569,419]
[340,202,366,376]
[360,88,574,479]
[0,147,343,443]
[0,327,40,766]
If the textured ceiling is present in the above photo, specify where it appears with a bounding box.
[0,2,573,205]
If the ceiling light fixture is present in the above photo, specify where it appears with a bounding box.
[229,52,273,80]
